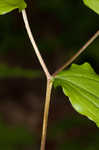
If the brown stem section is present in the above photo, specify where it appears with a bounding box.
[40,79,53,150]
[22,9,53,150]
[53,30,99,76]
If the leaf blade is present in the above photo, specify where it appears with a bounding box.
[83,0,99,14]
[0,0,27,15]
[54,63,99,127]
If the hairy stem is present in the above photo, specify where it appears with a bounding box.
[53,30,99,76]
[22,9,51,80]
[40,79,53,150]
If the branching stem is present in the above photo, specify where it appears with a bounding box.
[53,30,99,76]
[22,9,53,150]
[21,8,99,150]
[22,9,51,80]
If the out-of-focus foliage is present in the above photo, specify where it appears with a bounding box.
[0,118,35,150]
[59,132,99,150]
[49,115,92,140]
[49,115,99,150]
[0,64,41,79]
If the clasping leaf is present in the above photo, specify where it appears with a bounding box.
[0,0,27,15]
[54,63,99,127]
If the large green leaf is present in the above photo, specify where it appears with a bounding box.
[0,0,27,15]
[54,63,99,127]
[83,0,99,14]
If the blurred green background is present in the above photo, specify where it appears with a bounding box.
[0,0,99,150]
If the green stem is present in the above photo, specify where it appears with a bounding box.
[40,79,53,150]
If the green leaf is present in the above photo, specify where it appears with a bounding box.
[83,0,99,14]
[0,0,27,15]
[54,63,99,127]
[0,64,41,79]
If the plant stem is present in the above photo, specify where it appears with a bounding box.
[22,8,53,150]
[22,9,51,80]
[40,79,53,150]
[22,8,99,150]
[53,30,99,76]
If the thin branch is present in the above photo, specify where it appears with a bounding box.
[53,30,99,76]
[22,9,51,80]
[40,79,53,150]
[22,9,53,150]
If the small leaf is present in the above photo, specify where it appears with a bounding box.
[0,64,41,79]
[0,0,27,15]
[83,0,99,14]
[54,63,99,127]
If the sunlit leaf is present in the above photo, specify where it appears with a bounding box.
[83,0,99,14]
[54,63,99,127]
[0,0,27,15]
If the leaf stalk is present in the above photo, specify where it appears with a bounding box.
[53,30,99,76]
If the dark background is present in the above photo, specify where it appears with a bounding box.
[0,0,99,149]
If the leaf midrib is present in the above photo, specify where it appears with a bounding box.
[57,74,99,83]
